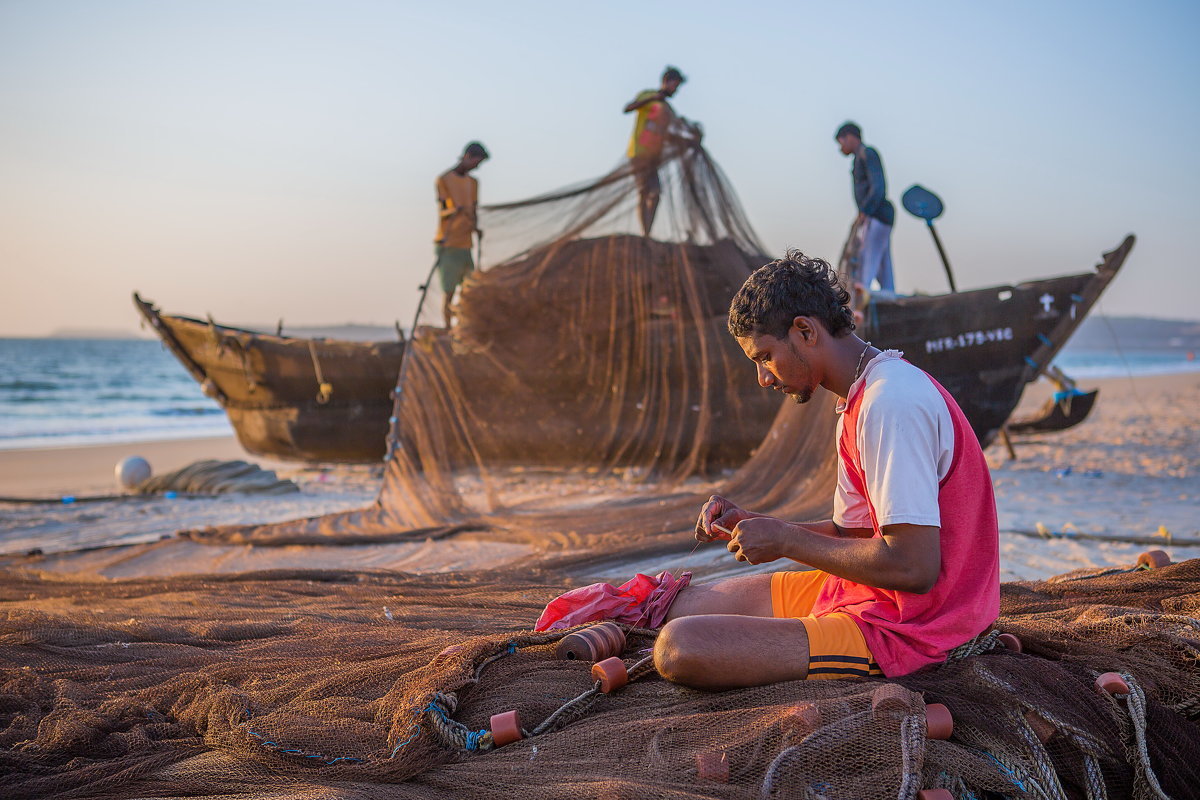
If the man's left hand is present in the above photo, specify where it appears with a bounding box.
[727,518,786,565]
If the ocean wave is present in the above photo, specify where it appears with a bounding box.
[0,381,59,392]
[150,407,224,417]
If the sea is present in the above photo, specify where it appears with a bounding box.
[1,336,1198,452]
[0,338,231,451]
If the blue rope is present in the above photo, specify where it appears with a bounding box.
[1036,333,1052,346]
[1024,356,1038,369]
[982,751,1027,791]
[389,723,421,757]
[247,727,364,765]
[464,728,489,751]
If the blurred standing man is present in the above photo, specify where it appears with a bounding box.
[836,122,896,295]
[624,66,688,237]
[435,141,489,328]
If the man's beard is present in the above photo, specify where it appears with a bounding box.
[789,388,813,405]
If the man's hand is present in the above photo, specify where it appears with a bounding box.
[695,495,749,542]
[726,518,787,565]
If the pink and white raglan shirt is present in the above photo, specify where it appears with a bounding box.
[813,350,1000,676]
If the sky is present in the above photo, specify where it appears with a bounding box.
[1,0,1198,337]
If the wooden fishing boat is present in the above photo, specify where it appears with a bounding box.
[134,235,1132,463]
[860,235,1132,444]
[133,293,404,462]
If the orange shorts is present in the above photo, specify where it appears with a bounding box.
[771,570,883,680]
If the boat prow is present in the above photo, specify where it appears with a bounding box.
[133,293,405,463]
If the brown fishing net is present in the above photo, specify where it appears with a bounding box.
[2,558,1198,799]
[181,138,836,552]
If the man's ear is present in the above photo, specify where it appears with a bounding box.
[791,316,819,345]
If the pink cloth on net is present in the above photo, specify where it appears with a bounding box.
[534,570,692,631]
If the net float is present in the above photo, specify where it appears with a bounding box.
[1136,550,1171,569]
[1094,672,1129,696]
[555,622,626,662]
[695,750,729,783]
[591,656,628,693]
[489,710,523,747]
[782,702,821,739]
[871,683,911,717]
[925,703,954,740]
[918,790,954,800]
[1024,709,1056,743]
[997,633,1023,653]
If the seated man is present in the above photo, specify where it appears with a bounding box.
[653,250,999,689]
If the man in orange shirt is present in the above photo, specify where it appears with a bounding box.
[434,141,489,328]
[623,67,694,237]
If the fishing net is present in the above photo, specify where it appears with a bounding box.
[179,137,838,555]
[2,557,1197,799]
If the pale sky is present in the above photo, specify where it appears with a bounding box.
[2,0,1197,337]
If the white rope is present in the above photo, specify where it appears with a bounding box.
[896,712,925,800]
[1115,673,1171,800]
[1082,753,1108,800]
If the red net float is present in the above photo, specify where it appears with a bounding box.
[591,656,628,693]
[489,710,523,747]
[1095,672,1130,696]
[871,683,911,717]
[696,750,729,783]
[925,703,954,740]
[555,622,627,662]
[997,633,1023,653]
[917,790,954,800]
[1024,710,1056,743]
[782,703,821,738]
[1136,550,1171,569]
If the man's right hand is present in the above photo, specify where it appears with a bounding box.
[695,495,749,542]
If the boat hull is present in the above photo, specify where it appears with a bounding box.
[134,294,403,463]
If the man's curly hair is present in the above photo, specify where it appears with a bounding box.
[727,249,856,340]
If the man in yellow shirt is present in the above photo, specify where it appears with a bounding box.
[434,141,489,328]
[624,66,691,237]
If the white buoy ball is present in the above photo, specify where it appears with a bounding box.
[115,456,152,490]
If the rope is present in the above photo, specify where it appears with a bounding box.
[1082,753,1108,800]
[897,712,925,800]
[1113,673,1170,800]
[400,627,659,758]
[529,683,602,737]
[425,691,494,752]
[307,340,332,404]
[947,629,1002,660]
[760,745,803,798]
[1013,707,1069,800]
[1005,527,1200,548]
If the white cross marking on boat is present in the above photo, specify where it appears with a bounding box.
[1039,293,1054,313]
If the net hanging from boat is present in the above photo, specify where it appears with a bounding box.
[188,138,841,557]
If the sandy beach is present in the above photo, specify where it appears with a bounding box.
[2,369,1196,582]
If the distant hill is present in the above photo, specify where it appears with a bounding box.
[47,328,151,340]
[1064,316,1200,352]
[275,324,402,342]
